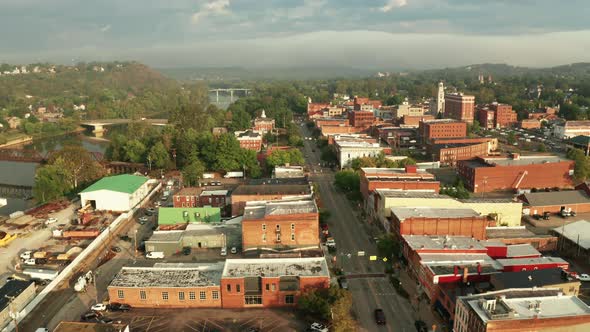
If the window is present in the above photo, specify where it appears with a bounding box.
[236,284,241,293]
[262,224,266,231]
[285,295,295,304]
[291,223,295,231]
[266,284,270,291]
[212,290,219,300]
[291,234,295,241]
[245,295,262,305]
[276,233,281,241]
[117,290,124,299]
[271,284,276,291]
[262,233,266,242]
[178,291,185,301]
[227,284,231,292]
[189,291,196,300]
[140,290,146,300]
[200,291,206,300]
[162,292,169,300]
[276,224,280,231]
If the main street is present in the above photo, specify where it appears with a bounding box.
[300,125,415,332]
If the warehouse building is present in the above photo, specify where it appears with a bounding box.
[359,166,440,201]
[0,280,36,330]
[79,174,150,211]
[518,190,590,215]
[231,182,312,216]
[158,207,221,226]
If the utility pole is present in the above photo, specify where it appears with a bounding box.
[482,176,488,199]
[5,295,19,332]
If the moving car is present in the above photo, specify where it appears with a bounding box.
[146,251,165,259]
[579,273,590,282]
[110,246,121,253]
[20,251,33,260]
[374,308,386,325]
[309,323,328,332]
[220,247,227,256]
[44,217,58,225]
[91,303,107,311]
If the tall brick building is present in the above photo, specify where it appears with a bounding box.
[444,93,475,123]
[253,110,275,134]
[359,166,440,200]
[476,103,517,129]
[419,119,467,143]
[348,110,375,128]
[457,154,574,193]
[242,200,319,251]
[235,130,263,151]
[431,141,491,166]
[220,258,330,308]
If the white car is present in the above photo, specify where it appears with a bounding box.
[91,303,107,311]
[230,247,237,254]
[579,274,590,282]
[44,217,58,225]
[220,247,227,256]
[20,251,33,260]
[310,323,328,332]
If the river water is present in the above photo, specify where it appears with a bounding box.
[0,131,111,216]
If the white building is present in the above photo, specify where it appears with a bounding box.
[273,166,305,179]
[80,174,150,212]
[430,81,445,114]
[553,120,590,139]
[334,137,384,169]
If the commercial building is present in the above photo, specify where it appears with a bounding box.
[454,289,590,332]
[231,183,312,216]
[496,257,569,272]
[173,187,203,208]
[80,174,150,212]
[402,114,435,127]
[107,263,224,308]
[567,135,590,156]
[353,97,382,111]
[307,102,331,115]
[476,103,517,129]
[348,110,375,128]
[432,141,490,166]
[158,207,222,226]
[272,166,305,179]
[419,119,467,143]
[518,190,590,215]
[242,199,319,251]
[519,119,541,130]
[430,137,498,151]
[253,110,275,134]
[0,280,36,330]
[146,223,237,255]
[390,207,488,240]
[333,137,385,169]
[551,220,590,260]
[444,93,475,123]
[359,166,439,200]
[526,106,558,120]
[320,125,360,139]
[554,120,590,139]
[393,103,426,118]
[490,268,581,296]
[314,118,348,129]
[486,227,558,252]
[457,154,574,193]
[221,257,330,308]
[460,199,523,228]
[235,130,263,151]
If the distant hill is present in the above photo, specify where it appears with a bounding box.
[157,66,375,81]
[415,62,590,79]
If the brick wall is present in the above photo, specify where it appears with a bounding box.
[485,314,590,331]
[232,194,301,216]
[242,213,319,250]
[107,286,222,308]
[419,121,467,143]
[391,215,488,240]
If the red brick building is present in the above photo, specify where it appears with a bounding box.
[231,183,311,216]
[431,141,490,166]
[253,110,275,134]
[526,106,558,120]
[359,166,439,200]
[517,190,590,215]
[173,187,203,208]
[477,103,517,129]
[419,119,467,143]
[314,118,348,128]
[241,200,319,251]
[390,207,489,240]
[235,130,263,151]
[353,97,382,110]
[402,114,435,127]
[307,102,331,115]
[519,119,541,129]
[348,110,375,128]
[496,256,569,272]
[444,93,475,123]
[220,258,330,308]
[457,154,574,193]
[198,190,229,208]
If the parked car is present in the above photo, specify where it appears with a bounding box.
[414,320,428,332]
[309,322,328,332]
[146,252,164,259]
[146,208,157,215]
[81,311,100,321]
[99,317,114,324]
[374,309,386,325]
[91,303,107,311]
[45,217,58,225]
[138,216,149,224]
[108,303,131,312]
[20,251,33,260]
[230,247,238,254]
[220,247,227,256]
[182,247,191,256]
[110,246,121,253]
[579,273,590,282]
[338,277,348,290]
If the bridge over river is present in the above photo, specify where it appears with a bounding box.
[79,118,168,133]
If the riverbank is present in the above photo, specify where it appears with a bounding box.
[0,134,34,148]
[0,127,88,149]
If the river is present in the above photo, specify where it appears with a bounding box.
[0,129,114,216]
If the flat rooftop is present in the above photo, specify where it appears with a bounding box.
[472,155,566,168]
[490,268,577,290]
[466,290,590,322]
[496,256,568,267]
[391,207,481,220]
[222,257,330,278]
[506,244,541,258]
[402,235,486,251]
[552,220,590,250]
[486,227,540,239]
[200,190,229,196]
[376,189,451,199]
[422,119,464,124]
[109,264,224,288]
[520,190,590,206]
[361,168,436,180]
[146,231,183,243]
[232,184,311,196]
[334,140,381,148]
[243,200,318,220]
[175,187,203,196]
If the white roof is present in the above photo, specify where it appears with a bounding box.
[222,257,329,278]
[552,220,590,250]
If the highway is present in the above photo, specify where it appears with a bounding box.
[300,124,416,332]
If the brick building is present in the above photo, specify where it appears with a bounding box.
[242,200,319,251]
[457,154,574,193]
[107,264,224,308]
[198,190,229,209]
[431,141,490,166]
[519,119,541,129]
[490,268,581,296]
[454,289,590,332]
[393,103,426,118]
[173,187,203,208]
[518,190,590,215]
[314,118,348,128]
[231,183,312,216]
[253,110,275,134]
[526,106,558,120]
[476,103,517,129]
[402,114,435,127]
[444,93,475,123]
[307,102,331,115]
[235,130,263,151]
[359,166,439,200]
[390,207,488,240]
[430,137,498,151]
[496,257,569,272]
[353,97,382,110]
[419,119,468,143]
[348,110,375,128]
[220,258,330,308]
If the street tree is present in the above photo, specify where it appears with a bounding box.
[148,142,170,169]
[182,159,205,186]
[33,164,68,203]
[124,139,147,163]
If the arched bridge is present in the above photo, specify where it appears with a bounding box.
[80,118,168,133]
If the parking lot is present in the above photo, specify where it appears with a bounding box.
[102,308,306,332]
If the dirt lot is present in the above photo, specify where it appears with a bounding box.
[97,308,306,332]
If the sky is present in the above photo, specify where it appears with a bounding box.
[1,0,589,69]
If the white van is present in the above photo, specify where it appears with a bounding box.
[146,252,164,259]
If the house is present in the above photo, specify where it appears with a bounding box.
[220,257,330,308]
[79,174,150,212]
[235,130,262,151]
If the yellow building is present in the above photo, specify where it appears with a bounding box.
[460,198,523,227]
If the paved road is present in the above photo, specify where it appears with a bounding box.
[300,125,415,331]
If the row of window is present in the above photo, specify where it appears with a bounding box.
[262,233,295,242]
[261,224,295,231]
[117,289,219,301]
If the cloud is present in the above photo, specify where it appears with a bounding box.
[100,24,111,32]
[379,0,408,13]
[191,0,231,24]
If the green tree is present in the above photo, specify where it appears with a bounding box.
[376,233,400,259]
[182,159,205,186]
[148,142,170,169]
[467,120,481,136]
[124,139,147,163]
[334,170,360,192]
[507,132,516,145]
[213,133,242,171]
[240,149,262,178]
[537,143,547,153]
[49,145,106,189]
[331,291,357,332]
[567,148,590,181]
[228,108,252,131]
[33,165,68,203]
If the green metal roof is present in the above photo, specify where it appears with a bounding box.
[80,174,148,194]
[568,135,590,146]
[157,207,221,225]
